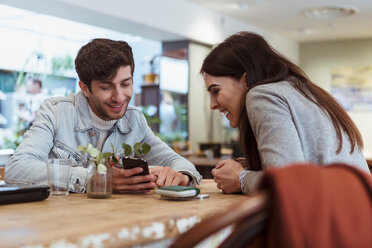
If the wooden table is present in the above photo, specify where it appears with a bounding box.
[0,180,247,248]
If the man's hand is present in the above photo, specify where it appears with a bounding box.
[212,159,244,194]
[150,166,189,187]
[112,167,156,194]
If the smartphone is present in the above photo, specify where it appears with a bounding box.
[122,157,149,176]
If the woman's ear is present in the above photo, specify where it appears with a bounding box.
[79,81,90,97]
[241,72,247,83]
[240,73,248,89]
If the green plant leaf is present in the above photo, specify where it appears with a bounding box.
[77,145,86,153]
[122,143,132,157]
[133,142,142,157]
[102,152,112,159]
[142,143,151,155]
[51,54,74,76]
[96,153,102,162]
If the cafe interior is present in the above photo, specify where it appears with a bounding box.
[0,0,371,247]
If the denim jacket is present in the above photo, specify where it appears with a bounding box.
[5,91,201,192]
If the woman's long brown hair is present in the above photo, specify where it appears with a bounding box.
[200,32,363,171]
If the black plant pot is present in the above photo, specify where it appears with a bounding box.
[122,157,149,175]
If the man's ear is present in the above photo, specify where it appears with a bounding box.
[79,81,90,97]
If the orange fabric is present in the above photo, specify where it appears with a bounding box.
[259,163,372,248]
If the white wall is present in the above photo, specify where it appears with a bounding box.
[188,42,223,151]
[300,38,372,158]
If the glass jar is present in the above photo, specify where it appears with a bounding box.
[86,157,113,199]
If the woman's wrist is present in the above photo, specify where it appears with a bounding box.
[239,169,250,194]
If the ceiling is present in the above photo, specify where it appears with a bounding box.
[182,0,372,43]
[0,4,143,43]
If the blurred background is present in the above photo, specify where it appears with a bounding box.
[1,0,372,171]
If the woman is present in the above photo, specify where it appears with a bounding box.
[201,32,370,194]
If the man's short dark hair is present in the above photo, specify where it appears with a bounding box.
[31,78,42,88]
[75,38,135,90]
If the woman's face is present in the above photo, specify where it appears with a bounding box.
[204,73,247,128]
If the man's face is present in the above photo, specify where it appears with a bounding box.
[26,80,40,94]
[80,65,133,121]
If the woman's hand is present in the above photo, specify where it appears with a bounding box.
[212,159,244,193]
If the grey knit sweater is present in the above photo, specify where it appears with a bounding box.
[240,81,369,194]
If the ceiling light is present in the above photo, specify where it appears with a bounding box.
[303,6,359,20]
[226,3,240,9]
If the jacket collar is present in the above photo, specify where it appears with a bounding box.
[75,91,132,134]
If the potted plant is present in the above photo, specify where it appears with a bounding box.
[77,143,117,198]
[139,105,162,136]
[121,142,151,175]
[144,55,159,84]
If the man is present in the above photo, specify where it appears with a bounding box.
[26,78,45,124]
[5,39,201,193]
[17,78,45,126]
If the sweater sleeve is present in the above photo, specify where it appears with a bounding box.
[239,170,265,194]
[5,99,88,193]
[246,87,306,168]
[136,111,202,185]
[239,87,307,194]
